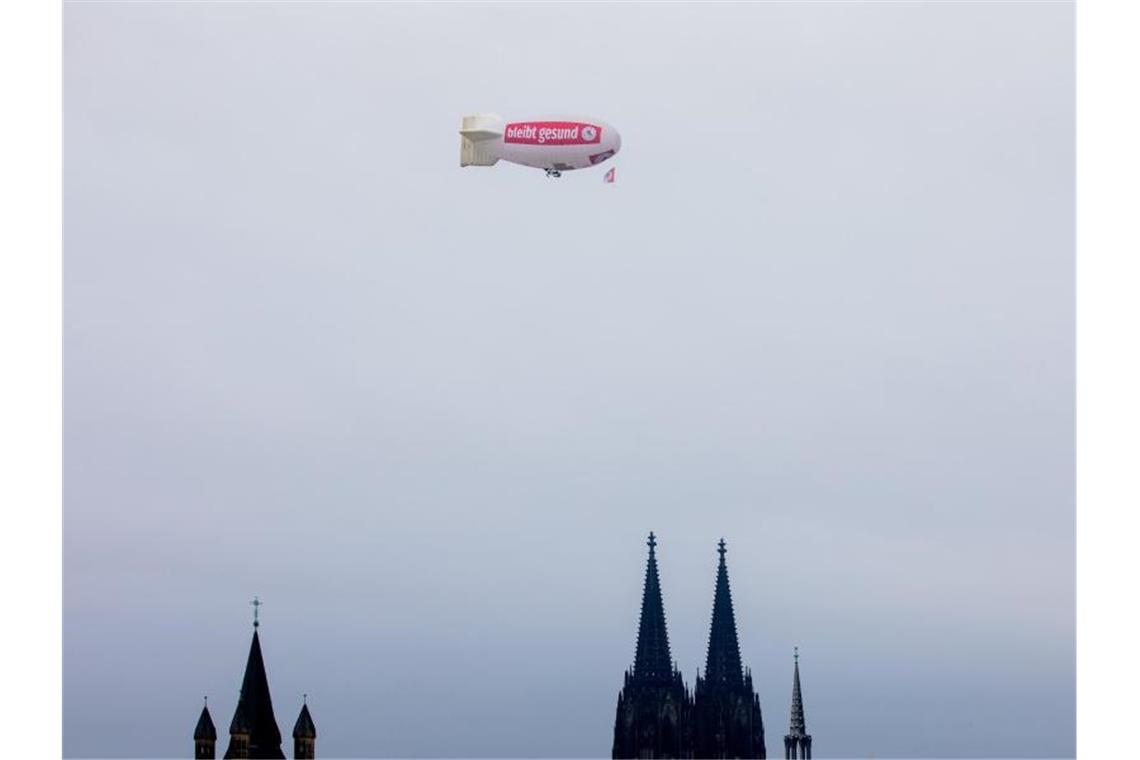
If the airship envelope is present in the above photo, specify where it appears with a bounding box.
[459,114,621,177]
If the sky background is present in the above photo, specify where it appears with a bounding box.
[64,2,1074,757]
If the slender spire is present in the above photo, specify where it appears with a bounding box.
[703,538,744,687]
[788,648,806,737]
[225,623,284,758]
[784,648,810,758]
[632,532,675,682]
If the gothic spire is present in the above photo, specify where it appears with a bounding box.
[613,533,693,759]
[788,648,806,737]
[225,612,285,759]
[703,538,744,687]
[783,648,811,759]
[632,532,675,682]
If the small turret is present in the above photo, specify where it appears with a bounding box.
[195,698,217,759]
[292,696,316,759]
[227,699,251,759]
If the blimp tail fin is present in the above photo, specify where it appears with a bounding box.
[459,135,499,167]
[459,114,502,167]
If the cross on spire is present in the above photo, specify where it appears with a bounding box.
[717,538,727,560]
[647,532,657,553]
[251,596,262,628]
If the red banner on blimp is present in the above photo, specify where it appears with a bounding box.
[503,121,603,145]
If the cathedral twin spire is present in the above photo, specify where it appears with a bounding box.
[702,539,744,689]
[615,534,803,759]
[612,533,692,759]
[692,538,766,759]
[633,532,677,683]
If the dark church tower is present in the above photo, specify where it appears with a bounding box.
[693,540,766,759]
[195,698,217,759]
[292,698,316,759]
[783,649,811,760]
[225,607,286,759]
[612,533,693,759]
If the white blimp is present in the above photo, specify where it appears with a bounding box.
[459,114,621,177]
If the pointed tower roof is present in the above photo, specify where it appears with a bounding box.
[293,699,316,739]
[225,615,285,759]
[632,532,675,682]
[703,539,744,688]
[788,647,807,737]
[195,699,217,741]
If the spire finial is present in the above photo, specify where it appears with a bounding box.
[647,531,657,552]
[303,693,307,705]
[251,596,261,628]
[794,646,799,665]
[204,695,208,707]
[717,537,727,560]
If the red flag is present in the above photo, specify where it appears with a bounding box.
[604,167,615,184]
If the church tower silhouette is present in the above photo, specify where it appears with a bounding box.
[224,612,284,759]
[691,540,766,759]
[292,698,316,760]
[195,599,315,759]
[612,533,693,759]
[194,699,216,759]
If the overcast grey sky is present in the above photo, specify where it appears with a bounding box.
[64,2,1074,757]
